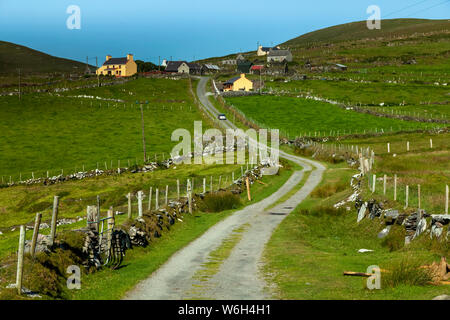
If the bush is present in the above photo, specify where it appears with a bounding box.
[311,181,348,198]
[382,255,433,288]
[381,224,406,252]
[299,206,346,217]
[199,191,241,213]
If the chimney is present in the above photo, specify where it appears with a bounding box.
[127,54,133,61]
[106,55,112,61]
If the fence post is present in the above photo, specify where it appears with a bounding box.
[383,174,387,195]
[387,143,390,153]
[49,196,59,246]
[372,174,376,193]
[137,191,144,217]
[177,179,180,200]
[418,184,421,209]
[446,185,449,214]
[16,226,25,295]
[148,187,153,210]
[218,176,222,191]
[127,193,132,219]
[203,178,206,194]
[165,185,169,206]
[87,205,98,231]
[407,141,410,152]
[106,208,114,254]
[394,174,397,201]
[187,179,192,214]
[210,176,213,192]
[405,185,409,209]
[430,138,433,148]
[30,213,42,258]
[155,188,159,210]
[232,171,235,183]
[246,177,251,201]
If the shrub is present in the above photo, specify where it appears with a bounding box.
[382,255,433,288]
[299,206,346,217]
[381,224,406,252]
[199,191,241,213]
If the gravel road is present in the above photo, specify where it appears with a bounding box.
[124,77,325,300]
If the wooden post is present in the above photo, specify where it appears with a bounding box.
[232,171,235,183]
[407,141,410,152]
[210,176,213,192]
[137,191,144,217]
[203,178,206,194]
[148,187,153,210]
[405,185,409,209]
[49,196,59,246]
[187,179,192,214]
[177,179,180,200]
[418,184,421,209]
[445,185,449,215]
[246,177,251,201]
[127,193,132,219]
[430,138,433,149]
[16,226,25,295]
[86,205,98,231]
[372,174,376,193]
[30,213,41,258]
[241,166,244,177]
[383,174,387,195]
[394,174,397,201]
[165,185,169,206]
[218,176,222,191]
[106,208,114,254]
[155,188,159,210]
[387,143,390,153]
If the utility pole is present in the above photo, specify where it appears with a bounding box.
[139,102,147,162]
[96,57,100,87]
[18,68,21,100]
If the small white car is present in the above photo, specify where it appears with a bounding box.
[218,114,227,120]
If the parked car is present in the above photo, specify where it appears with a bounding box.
[218,114,227,120]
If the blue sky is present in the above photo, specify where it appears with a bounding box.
[0,0,448,65]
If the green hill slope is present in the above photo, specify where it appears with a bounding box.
[0,41,90,75]
[283,19,450,47]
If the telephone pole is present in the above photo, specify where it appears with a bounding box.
[18,68,21,100]
[96,56,99,87]
[138,101,148,162]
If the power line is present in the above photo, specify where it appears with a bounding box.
[406,0,450,17]
[384,0,430,18]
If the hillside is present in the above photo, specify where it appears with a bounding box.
[283,19,450,47]
[0,41,91,75]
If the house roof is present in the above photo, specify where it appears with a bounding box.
[188,63,202,70]
[204,64,220,70]
[165,61,187,72]
[261,47,279,52]
[251,65,264,70]
[103,57,128,66]
[224,76,241,85]
[268,50,291,57]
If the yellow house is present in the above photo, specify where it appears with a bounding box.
[96,54,137,77]
[223,74,253,92]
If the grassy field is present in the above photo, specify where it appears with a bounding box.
[263,162,448,300]
[0,155,299,299]
[225,95,439,138]
[0,77,212,180]
[262,79,450,106]
[338,131,450,214]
